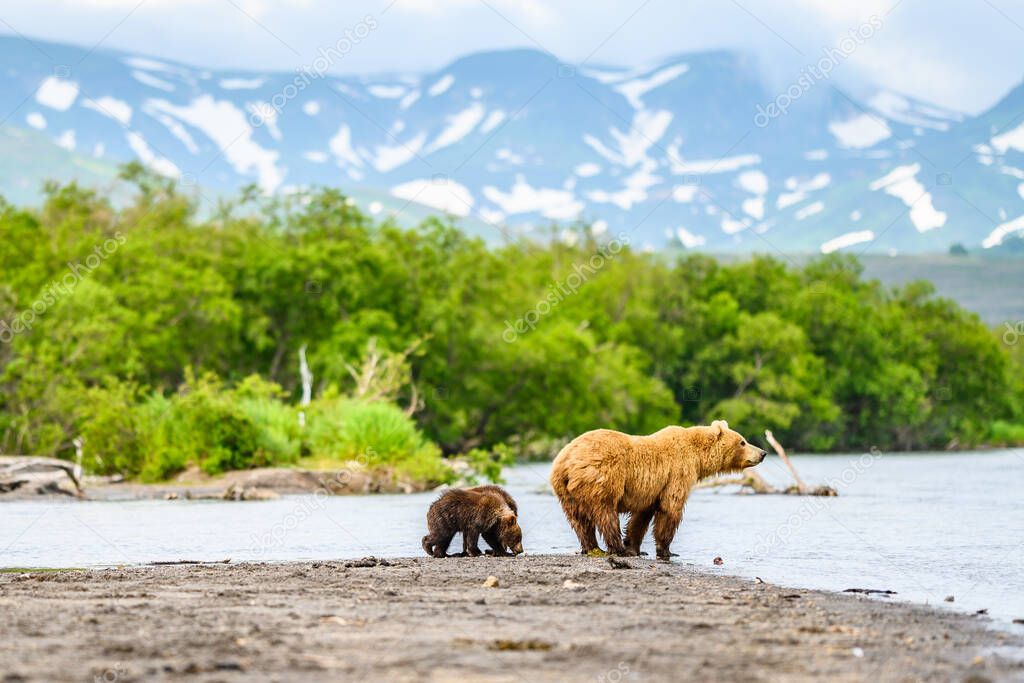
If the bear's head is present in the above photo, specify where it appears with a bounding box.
[707,420,767,473]
[497,511,524,555]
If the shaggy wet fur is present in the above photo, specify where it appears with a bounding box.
[550,420,767,559]
[422,487,523,558]
[467,484,518,516]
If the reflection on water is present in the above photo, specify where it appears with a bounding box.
[2,450,1023,628]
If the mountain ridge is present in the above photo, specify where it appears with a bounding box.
[0,34,1022,252]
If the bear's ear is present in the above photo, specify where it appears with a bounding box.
[711,419,729,436]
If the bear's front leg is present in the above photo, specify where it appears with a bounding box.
[482,529,510,557]
[652,507,682,560]
[463,530,483,557]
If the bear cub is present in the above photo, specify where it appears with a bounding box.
[422,485,523,558]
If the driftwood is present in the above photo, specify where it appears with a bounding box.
[765,430,807,494]
[0,456,83,496]
[698,431,837,497]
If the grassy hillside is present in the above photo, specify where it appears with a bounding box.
[702,250,1024,326]
[0,126,120,205]
[858,254,1024,326]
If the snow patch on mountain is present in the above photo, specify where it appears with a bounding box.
[670,152,760,175]
[673,185,699,202]
[868,92,949,131]
[615,63,688,109]
[587,162,660,210]
[742,197,765,219]
[368,84,407,99]
[426,103,486,153]
[828,113,891,148]
[869,163,946,232]
[676,226,706,248]
[795,201,824,220]
[83,96,132,126]
[124,57,183,74]
[146,109,199,154]
[480,110,505,134]
[55,130,75,151]
[36,77,79,111]
[721,216,749,235]
[399,90,421,110]
[982,214,1024,248]
[328,124,363,168]
[786,173,831,192]
[147,95,282,192]
[495,148,523,165]
[126,131,180,178]
[392,177,473,217]
[737,170,768,195]
[131,70,174,92]
[484,175,583,219]
[428,74,455,96]
[821,230,874,253]
[26,112,46,130]
[220,77,265,90]
[991,122,1024,154]
[587,109,673,167]
[373,132,426,172]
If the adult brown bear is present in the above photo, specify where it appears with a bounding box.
[550,420,766,559]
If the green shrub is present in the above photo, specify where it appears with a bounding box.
[989,421,1024,447]
[461,444,516,484]
[304,398,453,485]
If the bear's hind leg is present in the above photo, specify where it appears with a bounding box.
[595,504,627,556]
[561,500,600,554]
[623,506,655,556]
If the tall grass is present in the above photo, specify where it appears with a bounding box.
[78,374,454,485]
[304,398,453,485]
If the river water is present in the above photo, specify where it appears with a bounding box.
[2,450,1022,629]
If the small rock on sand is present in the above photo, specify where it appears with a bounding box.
[562,579,585,591]
[482,576,499,588]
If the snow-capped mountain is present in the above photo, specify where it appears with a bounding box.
[1,35,1022,253]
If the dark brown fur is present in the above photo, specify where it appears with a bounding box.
[422,487,524,558]
[467,484,518,516]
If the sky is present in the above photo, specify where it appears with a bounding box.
[0,0,1022,114]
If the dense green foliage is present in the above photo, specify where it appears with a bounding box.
[1,170,1021,480]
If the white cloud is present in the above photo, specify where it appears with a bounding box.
[391,0,556,28]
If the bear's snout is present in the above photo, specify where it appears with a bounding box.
[742,446,767,467]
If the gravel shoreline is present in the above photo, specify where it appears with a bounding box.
[1,556,1022,682]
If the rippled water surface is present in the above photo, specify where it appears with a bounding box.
[3,450,1023,627]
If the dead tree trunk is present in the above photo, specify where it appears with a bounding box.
[0,456,83,495]
[765,430,807,494]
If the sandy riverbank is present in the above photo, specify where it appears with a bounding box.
[1,556,1021,682]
